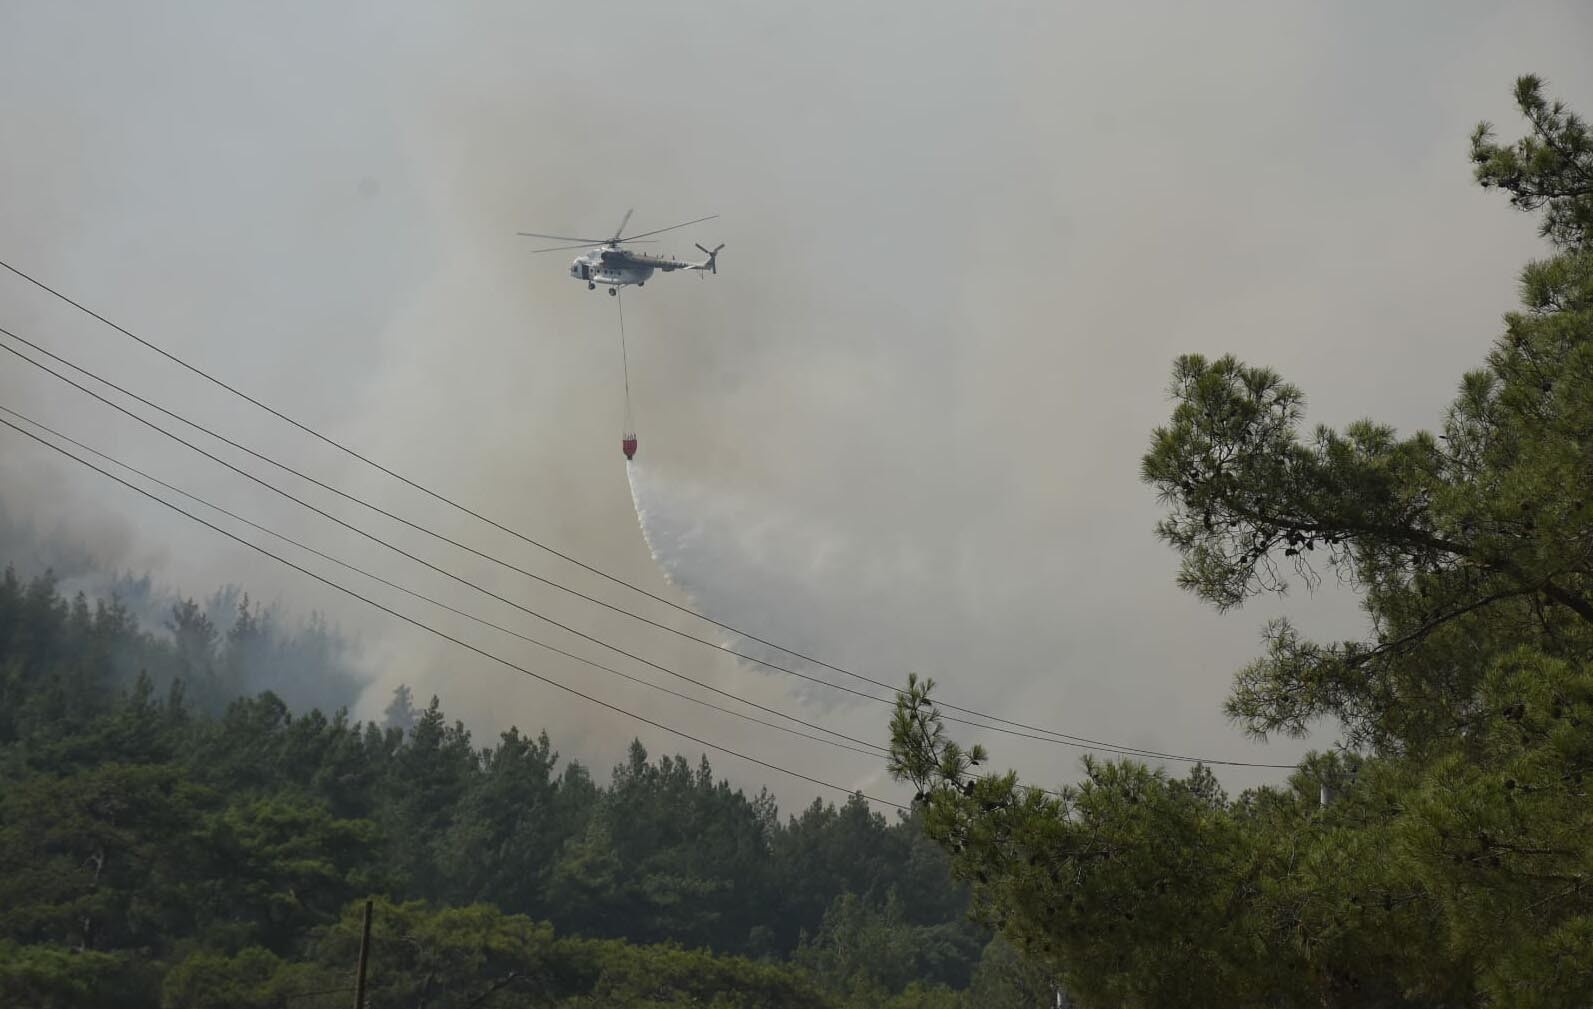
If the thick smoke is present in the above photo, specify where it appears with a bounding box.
[627,459,980,710]
[0,505,371,717]
[2,2,1591,806]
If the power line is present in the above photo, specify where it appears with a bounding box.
[5,328,1216,772]
[0,324,905,699]
[0,409,1067,807]
[1,404,1071,799]
[0,326,902,708]
[0,403,885,760]
[0,414,909,810]
[0,321,1296,768]
[0,334,886,756]
[0,324,1290,768]
[0,258,1279,757]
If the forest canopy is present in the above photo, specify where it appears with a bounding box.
[0,566,1025,1009]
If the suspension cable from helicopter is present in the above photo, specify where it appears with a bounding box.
[617,289,637,460]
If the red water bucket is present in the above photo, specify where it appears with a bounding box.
[622,434,638,460]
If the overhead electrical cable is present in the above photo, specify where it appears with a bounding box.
[0,258,1182,738]
[0,263,1298,768]
[0,333,1255,766]
[4,328,1193,766]
[0,413,909,809]
[0,334,885,756]
[6,402,1075,801]
[0,403,884,760]
[3,405,1075,798]
[0,261,1253,756]
[0,327,899,704]
[0,327,1168,758]
[5,405,1071,801]
[0,321,1296,768]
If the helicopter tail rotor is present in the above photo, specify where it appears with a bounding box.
[695,243,724,275]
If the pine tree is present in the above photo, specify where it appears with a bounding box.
[382,683,417,735]
[891,76,1593,1009]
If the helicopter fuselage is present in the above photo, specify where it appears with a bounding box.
[569,250,652,289]
[567,244,715,293]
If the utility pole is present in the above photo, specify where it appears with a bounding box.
[352,899,373,1009]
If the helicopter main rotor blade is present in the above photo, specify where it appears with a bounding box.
[526,240,660,254]
[526,242,604,254]
[616,214,719,242]
[609,209,634,243]
[517,231,610,243]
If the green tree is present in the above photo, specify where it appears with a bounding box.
[0,561,982,1004]
[0,940,149,1009]
[0,762,211,954]
[383,682,418,734]
[965,935,1064,1009]
[889,76,1593,1008]
[311,898,556,1009]
[197,796,382,953]
[438,727,563,912]
[560,931,833,1009]
[1472,74,1593,251]
[796,891,983,997]
[158,947,335,1009]
[380,695,477,898]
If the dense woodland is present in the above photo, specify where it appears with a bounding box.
[8,75,1590,1009]
[0,568,1043,1008]
[892,78,1593,1008]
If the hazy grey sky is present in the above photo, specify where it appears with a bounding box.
[2,1,1590,808]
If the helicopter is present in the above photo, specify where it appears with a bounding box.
[518,210,723,295]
